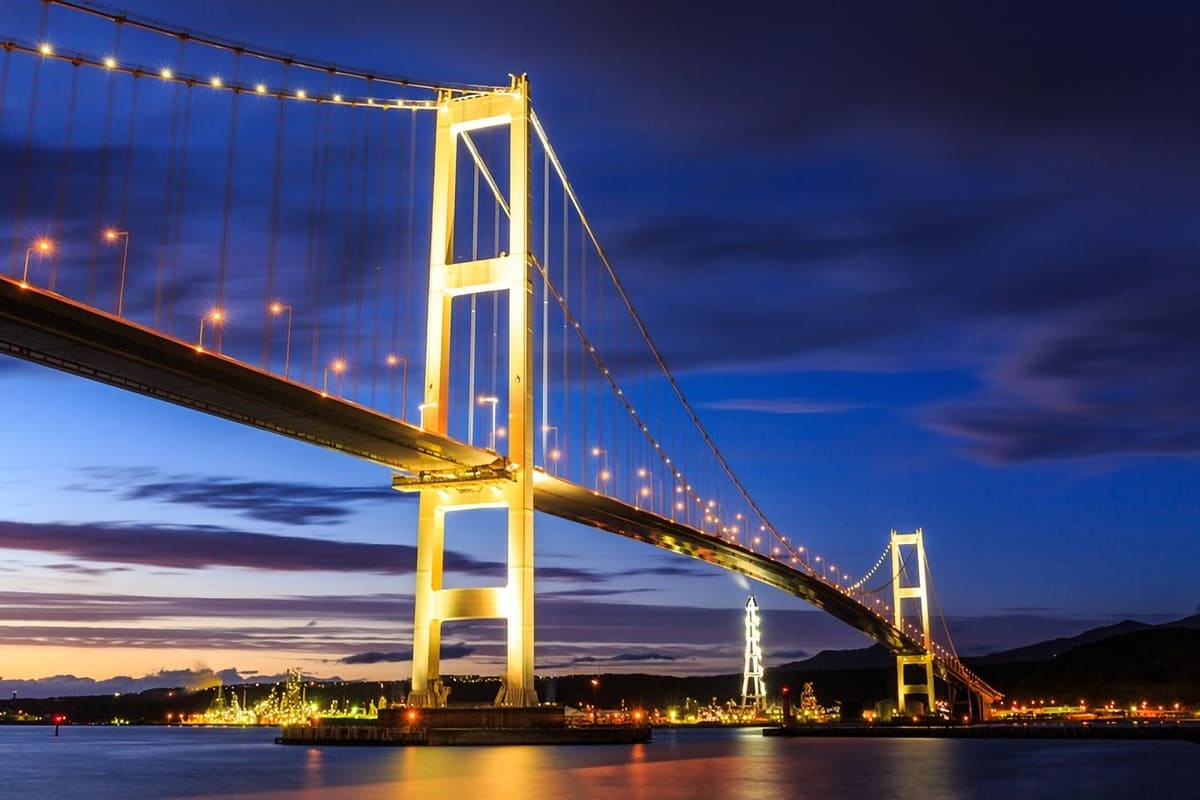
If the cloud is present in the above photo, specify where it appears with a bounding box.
[73,467,400,526]
[575,652,676,663]
[338,643,474,665]
[700,398,867,415]
[930,289,1200,461]
[0,519,463,575]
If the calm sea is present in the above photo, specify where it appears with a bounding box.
[1,725,1193,799]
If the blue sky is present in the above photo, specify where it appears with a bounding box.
[1,0,1198,696]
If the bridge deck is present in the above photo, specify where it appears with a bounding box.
[0,277,999,702]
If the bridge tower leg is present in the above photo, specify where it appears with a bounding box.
[891,528,935,717]
[408,75,537,708]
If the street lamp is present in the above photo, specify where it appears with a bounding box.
[478,395,500,450]
[20,238,53,287]
[542,425,560,475]
[386,354,408,419]
[197,308,224,352]
[104,229,130,317]
[269,301,294,379]
[591,447,610,492]
[636,466,654,511]
[323,358,346,396]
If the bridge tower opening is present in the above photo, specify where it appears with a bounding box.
[891,528,936,716]
[407,75,537,708]
[741,594,766,713]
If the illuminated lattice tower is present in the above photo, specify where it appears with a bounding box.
[741,595,766,711]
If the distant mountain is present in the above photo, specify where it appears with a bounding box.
[989,627,1200,704]
[969,612,1200,666]
[774,644,892,672]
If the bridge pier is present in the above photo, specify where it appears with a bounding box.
[406,75,537,707]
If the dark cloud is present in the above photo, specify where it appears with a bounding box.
[43,563,133,576]
[338,643,474,665]
[72,466,400,525]
[0,519,457,574]
[574,652,675,664]
[930,291,1200,461]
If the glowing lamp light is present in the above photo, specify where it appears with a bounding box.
[333,93,343,103]
[39,42,53,56]
[296,89,307,99]
[104,56,117,69]
[386,354,399,367]
[160,67,173,80]
[210,76,223,88]
[255,83,267,94]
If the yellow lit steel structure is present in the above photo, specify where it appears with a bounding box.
[406,75,537,707]
[892,528,935,716]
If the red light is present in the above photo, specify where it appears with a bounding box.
[52,714,64,724]
[406,709,418,722]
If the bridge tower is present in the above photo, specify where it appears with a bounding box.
[407,75,537,707]
[741,595,766,713]
[891,528,935,717]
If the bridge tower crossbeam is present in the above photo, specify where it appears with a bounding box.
[405,75,537,708]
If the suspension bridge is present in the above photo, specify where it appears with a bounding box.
[0,1,1000,717]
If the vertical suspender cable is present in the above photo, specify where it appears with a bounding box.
[370,105,387,408]
[155,37,184,329]
[9,7,50,276]
[166,79,194,332]
[541,148,549,464]
[403,109,416,379]
[214,51,243,346]
[50,63,79,293]
[468,160,479,444]
[355,89,372,400]
[86,21,121,303]
[338,103,358,369]
[312,75,335,379]
[112,72,139,303]
[261,67,288,367]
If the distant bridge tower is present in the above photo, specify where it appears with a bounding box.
[741,595,766,712]
[892,528,935,716]
[407,75,537,708]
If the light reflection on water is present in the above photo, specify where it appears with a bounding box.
[2,725,1193,799]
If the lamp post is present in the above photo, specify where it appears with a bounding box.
[386,354,409,419]
[323,358,346,396]
[21,238,53,287]
[197,308,224,352]
[591,447,610,493]
[542,425,560,476]
[269,301,293,379]
[478,395,500,451]
[104,229,130,317]
[636,466,654,511]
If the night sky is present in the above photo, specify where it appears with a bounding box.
[1,1,1197,697]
